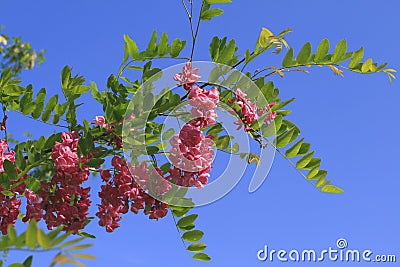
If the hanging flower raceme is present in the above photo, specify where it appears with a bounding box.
[96,156,170,232]
[0,139,26,234]
[23,131,91,234]
[169,63,219,189]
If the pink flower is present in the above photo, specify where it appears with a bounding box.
[173,62,201,90]
[94,116,108,128]
[229,88,277,131]
[0,140,16,173]
[179,124,204,147]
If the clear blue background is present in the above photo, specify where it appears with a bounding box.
[1,0,399,266]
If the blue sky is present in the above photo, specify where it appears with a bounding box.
[2,0,400,266]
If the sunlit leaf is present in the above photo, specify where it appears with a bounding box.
[182,230,204,242]
[187,242,207,252]
[192,253,211,262]
[321,185,344,194]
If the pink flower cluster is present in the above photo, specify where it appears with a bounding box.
[0,140,26,234]
[169,62,219,189]
[94,116,123,148]
[173,62,201,90]
[229,88,277,131]
[23,132,91,234]
[97,156,170,232]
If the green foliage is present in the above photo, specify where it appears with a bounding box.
[0,221,96,267]
[0,30,45,76]
[209,36,239,65]
[170,206,211,262]
[279,38,395,81]
[0,1,396,265]
[122,32,187,64]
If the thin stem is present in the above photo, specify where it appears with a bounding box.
[14,110,69,129]
[190,0,204,60]
[171,212,188,250]
[5,247,60,253]
[2,105,9,149]
[262,136,319,191]
[181,0,191,19]
[253,62,373,82]
[158,112,191,117]
[118,56,191,78]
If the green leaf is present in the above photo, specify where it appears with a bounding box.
[1,190,14,197]
[78,232,96,239]
[270,98,295,111]
[73,85,90,95]
[73,253,96,260]
[20,90,34,115]
[31,88,46,119]
[285,138,304,158]
[158,32,168,57]
[282,48,294,67]
[321,185,344,194]
[192,253,211,262]
[276,128,295,148]
[146,146,159,155]
[205,0,231,3]
[3,160,17,180]
[315,39,330,63]
[43,95,58,121]
[349,47,364,69]
[200,8,224,21]
[303,158,321,170]
[170,38,186,58]
[61,66,71,89]
[26,220,37,248]
[22,256,33,267]
[297,42,311,64]
[7,225,17,245]
[51,233,71,247]
[309,170,327,181]
[297,142,310,155]
[145,30,158,56]
[179,224,196,231]
[258,27,274,48]
[84,158,104,167]
[361,58,373,73]
[182,230,204,242]
[216,135,230,149]
[307,167,319,180]
[47,227,63,241]
[37,229,50,249]
[67,244,93,251]
[331,39,347,63]
[187,242,207,252]
[123,34,139,60]
[296,151,314,169]
[162,128,175,140]
[207,123,223,136]
[218,39,236,63]
[209,36,220,61]
[177,214,198,229]
[15,233,26,249]
[8,264,24,267]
